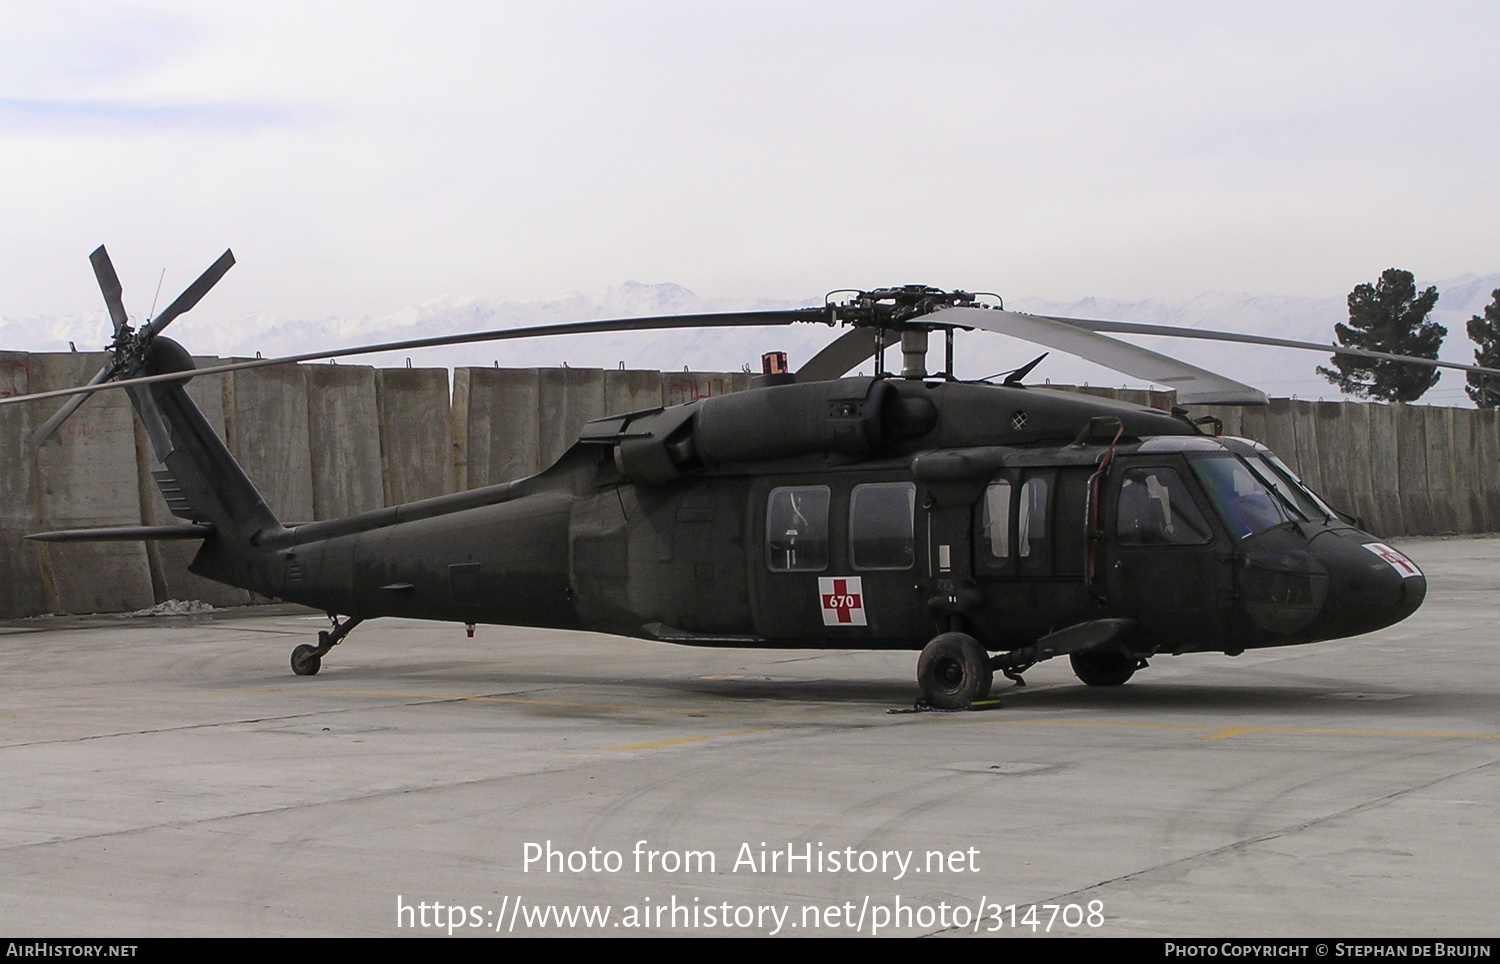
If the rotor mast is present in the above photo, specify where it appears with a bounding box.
[825,285,984,380]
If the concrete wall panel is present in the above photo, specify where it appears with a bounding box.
[1239,405,1268,448]
[1314,402,1374,528]
[1451,409,1489,533]
[305,365,384,520]
[374,368,453,506]
[29,352,154,614]
[538,368,606,469]
[1262,399,1300,474]
[1290,400,1324,497]
[604,369,664,418]
[224,365,314,525]
[454,368,540,488]
[1366,403,1405,536]
[0,352,46,618]
[1395,404,1432,535]
[664,372,738,407]
[1477,409,1500,531]
[1424,406,1462,534]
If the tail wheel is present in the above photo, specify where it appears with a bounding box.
[917,632,993,709]
[1069,650,1136,686]
[291,644,322,676]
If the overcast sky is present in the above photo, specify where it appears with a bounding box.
[2,1,1497,326]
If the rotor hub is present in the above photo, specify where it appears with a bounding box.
[826,285,993,329]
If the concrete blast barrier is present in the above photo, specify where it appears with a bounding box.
[1365,402,1406,537]
[664,372,749,407]
[305,364,385,520]
[1261,399,1301,480]
[605,369,665,419]
[1289,400,1324,498]
[224,363,315,525]
[375,367,454,505]
[1425,406,1464,535]
[1452,408,1490,533]
[1315,402,1378,532]
[28,352,154,614]
[1395,404,1434,535]
[452,368,541,489]
[538,367,607,469]
[1478,408,1500,529]
[0,352,47,618]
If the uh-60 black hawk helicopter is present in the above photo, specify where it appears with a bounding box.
[11,246,1488,709]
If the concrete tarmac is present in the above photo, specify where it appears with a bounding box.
[1,537,1497,938]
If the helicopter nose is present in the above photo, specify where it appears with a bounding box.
[1306,528,1426,635]
[1237,526,1425,640]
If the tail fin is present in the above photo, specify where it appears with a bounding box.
[131,343,285,544]
[124,344,289,592]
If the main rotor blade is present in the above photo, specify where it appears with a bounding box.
[29,361,119,446]
[929,306,1271,405]
[89,246,129,335]
[1031,313,1488,377]
[796,326,879,382]
[141,249,235,339]
[0,307,829,410]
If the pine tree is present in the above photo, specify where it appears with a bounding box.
[1465,289,1500,408]
[1318,269,1444,402]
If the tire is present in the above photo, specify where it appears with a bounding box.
[917,632,993,709]
[291,644,322,676]
[1069,650,1135,686]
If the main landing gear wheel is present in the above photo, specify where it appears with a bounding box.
[917,632,993,709]
[290,644,322,676]
[1069,650,1137,687]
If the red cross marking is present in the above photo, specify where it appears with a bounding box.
[822,578,863,623]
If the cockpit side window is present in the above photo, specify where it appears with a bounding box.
[766,486,830,571]
[1116,467,1214,546]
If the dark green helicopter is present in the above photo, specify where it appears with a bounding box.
[10,248,1486,708]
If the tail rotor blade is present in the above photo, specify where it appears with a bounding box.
[30,361,119,447]
[89,246,129,335]
[143,249,235,338]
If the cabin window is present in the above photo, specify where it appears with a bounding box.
[1116,467,1213,546]
[766,486,830,571]
[849,482,916,570]
[981,480,1012,559]
[1018,476,1048,562]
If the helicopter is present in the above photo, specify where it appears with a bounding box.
[7,247,1490,709]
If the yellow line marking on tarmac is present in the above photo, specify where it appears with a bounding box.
[988,718,1500,742]
[602,729,775,752]
[1200,727,1261,741]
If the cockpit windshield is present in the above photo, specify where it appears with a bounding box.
[1189,455,1302,539]
[1256,451,1338,521]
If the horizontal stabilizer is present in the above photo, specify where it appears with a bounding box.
[26,524,215,543]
